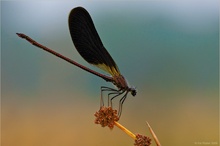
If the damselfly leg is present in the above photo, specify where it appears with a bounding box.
[101,86,128,117]
[101,86,118,107]
[118,91,129,117]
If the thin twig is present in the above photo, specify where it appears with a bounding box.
[146,121,161,146]
[114,121,136,140]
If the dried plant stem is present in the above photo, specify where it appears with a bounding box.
[146,122,161,146]
[114,121,136,140]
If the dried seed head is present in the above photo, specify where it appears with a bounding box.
[94,106,119,129]
[134,134,152,146]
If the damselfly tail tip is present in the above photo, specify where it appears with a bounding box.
[16,32,21,36]
[94,106,119,129]
[16,33,25,38]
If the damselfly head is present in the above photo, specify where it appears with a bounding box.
[130,87,137,96]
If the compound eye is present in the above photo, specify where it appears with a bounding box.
[131,90,137,96]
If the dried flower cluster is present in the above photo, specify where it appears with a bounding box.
[94,106,119,129]
[134,134,152,146]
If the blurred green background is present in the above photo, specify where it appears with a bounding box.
[1,1,219,146]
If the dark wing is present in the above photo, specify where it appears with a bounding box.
[68,7,120,76]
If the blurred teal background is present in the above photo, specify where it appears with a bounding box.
[1,1,219,146]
